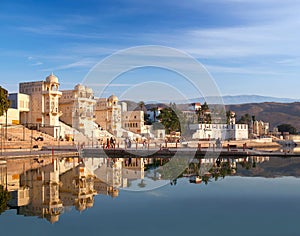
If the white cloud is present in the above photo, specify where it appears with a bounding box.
[31,62,43,66]
[177,19,300,59]
[18,25,105,39]
[206,65,284,76]
[40,58,96,72]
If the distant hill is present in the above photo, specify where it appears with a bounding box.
[121,98,300,131]
[188,95,300,105]
[226,102,300,130]
[237,157,300,178]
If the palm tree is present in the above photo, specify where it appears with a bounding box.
[0,87,10,140]
[195,108,201,123]
[150,106,158,122]
[226,110,236,125]
[195,102,212,124]
[202,175,211,185]
[138,101,145,111]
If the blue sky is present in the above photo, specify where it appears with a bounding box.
[1,0,300,99]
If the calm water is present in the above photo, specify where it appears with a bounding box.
[1,156,300,236]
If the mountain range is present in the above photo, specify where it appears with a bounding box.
[226,102,300,130]
[190,95,300,105]
[122,95,300,131]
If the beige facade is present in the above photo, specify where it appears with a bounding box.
[60,164,96,212]
[18,159,63,224]
[19,73,62,138]
[94,95,121,135]
[122,110,145,134]
[123,158,144,180]
[253,120,269,137]
[60,84,96,136]
[0,108,19,125]
[8,93,30,124]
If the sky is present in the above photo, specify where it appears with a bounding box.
[1,0,300,99]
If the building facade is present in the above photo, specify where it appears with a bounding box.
[252,120,269,137]
[190,123,248,140]
[19,73,62,137]
[60,84,96,136]
[122,110,145,134]
[8,93,30,124]
[94,95,122,135]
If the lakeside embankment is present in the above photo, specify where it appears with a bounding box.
[0,138,290,160]
[0,148,79,160]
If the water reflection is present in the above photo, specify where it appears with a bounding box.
[0,155,297,223]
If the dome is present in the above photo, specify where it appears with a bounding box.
[75,84,84,91]
[108,94,118,102]
[46,73,59,84]
[86,87,93,94]
[49,215,59,224]
[109,188,119,198]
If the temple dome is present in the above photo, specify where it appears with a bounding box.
[46,73,59,84]
[108,94,118,102]
[75,84,84,91]
[86,87,93,94]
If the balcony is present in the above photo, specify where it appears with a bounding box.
[42,90,62,96]
[80,112,86,118]
[51,109,63,116]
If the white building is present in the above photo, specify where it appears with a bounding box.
[8,93,30,124]
[60,84,96,137]
[190,123,248,140]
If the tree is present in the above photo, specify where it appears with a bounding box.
[138,101,145,111]
[195,102,211,124]
[138,179,146,188]
[277,124,297,134]
[136,101,150,125]
[226,110,235,124]
[157,103,183,134]
[0,185,10,214]
[0,86,10,117]
[157,108,179,133]
[237,113,252,125]
[150,106,158,123]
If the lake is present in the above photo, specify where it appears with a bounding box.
[0,156,300,236]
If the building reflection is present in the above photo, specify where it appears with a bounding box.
[182,156,270,184]
[0,155,278,223]
[18,158,63,223]
[0,156,146,223]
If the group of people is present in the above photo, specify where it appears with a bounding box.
[124,137,132,148]
[104,137,116,149]
[100,137,150,149]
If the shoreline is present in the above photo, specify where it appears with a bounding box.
[0,138,290,160]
